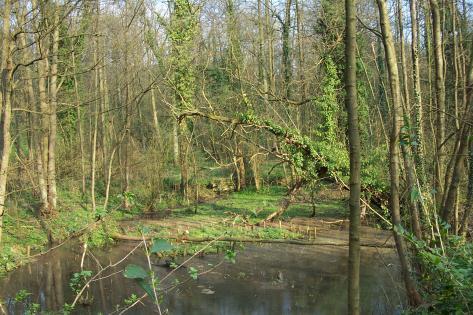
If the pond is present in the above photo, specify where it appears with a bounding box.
[0,242,404,314]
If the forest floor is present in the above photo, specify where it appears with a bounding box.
[115,185,395,256]
[0,184,394,276]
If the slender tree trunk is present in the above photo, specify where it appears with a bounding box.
[377,0,423,306]
[0,0,12,243]
[99,50,110,181]
[295,0,306,130]
[37,31,50,213]
[441,56,473,222]
[397,0,410,111]
[72,52,86,196]
[16,5,38,191]
[282,0,292,99]
[150,87,160,137]
[409,0,426,186]
[459,137,473,234]
[47,4,60,212]
[345,0,361,313]
[122,4,131,208]
[265,0,275,93]
[430,0,446,202]
[398,0,422,240]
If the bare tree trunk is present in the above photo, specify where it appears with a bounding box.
[47,4,60,212]
[150,87,160,137]
[37,25,50,213]
[441,56,473,222]
[460,137,473,234]
[16,4,38,194]
[265,0,275,93]
[122,5,131,209]
[173,121,179,165]
[377,0,423,306]
[295,0,306,131]
[99,48,110,181]
[345,0,361,312]
[282,0,292,99]
[72,52,87,195]
[398,0,422,240]
[0,0,12,242]
[430,0,446,202]
[257,0,268,104]
[409,0,426,186]
[91,56,99,214]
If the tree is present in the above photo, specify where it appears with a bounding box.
[344,0,361,313]
[0,0,13,242]
[376,0,423,306]
[169,0,199,201]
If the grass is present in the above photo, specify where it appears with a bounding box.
[118,185,348,257]
[170,186,347,223]
[0,175,348,276]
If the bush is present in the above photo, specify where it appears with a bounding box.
[411,234,473,314]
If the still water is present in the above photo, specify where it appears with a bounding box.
[1,242,404,314]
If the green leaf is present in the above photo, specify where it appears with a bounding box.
[141,226,151,235]
[138,279,155,298]
[225,249,236,264]
[188,266,198,280]
[123,264,148,280]
[410,187,420,202]
[150,239,174,254]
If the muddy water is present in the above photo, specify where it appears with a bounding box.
[0,242,404,314]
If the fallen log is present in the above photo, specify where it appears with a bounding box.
[111,233,395,248]
[257,180,303,225]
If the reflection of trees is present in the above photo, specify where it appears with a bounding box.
[44,257,65,310]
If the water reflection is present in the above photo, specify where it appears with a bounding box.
[1,243,404,314]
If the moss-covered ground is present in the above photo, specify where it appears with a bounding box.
[0,184,348,276]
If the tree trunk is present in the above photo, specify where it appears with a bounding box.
[37,24,50,214]
[459,137,473,234]
[345,0,361,313]
[282,0,292,99]
[265,0,275,93]
[409,0,426,186]
[72,52,87,196]
[47,4,60,212]
[0,0,12,243]
[430,0,446,202]
[377,0,423,307]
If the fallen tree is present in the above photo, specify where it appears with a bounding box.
[178,110,390,224]
[111,233,395,248]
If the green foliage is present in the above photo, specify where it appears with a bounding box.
[355,58,371,143]
[397,226,473,314]
[123,264,155,298]
[240,111,348,182]
[169,0,199,111]
[123,264,148,280]
[224,249,236,264]
[314,57,341,144]
[25,303,40,315]
[14,289,31,302]
[12,290,40,315]
[69,270,92,294]
[150,239,174,254]
[57,106,78,142]
[315,0,345,65]
[0,247,23,275]
[416,239,473,314]
[360,145,388,192]
[124,294,139,306]
[188,266,198,280]
[85,222,115,248]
